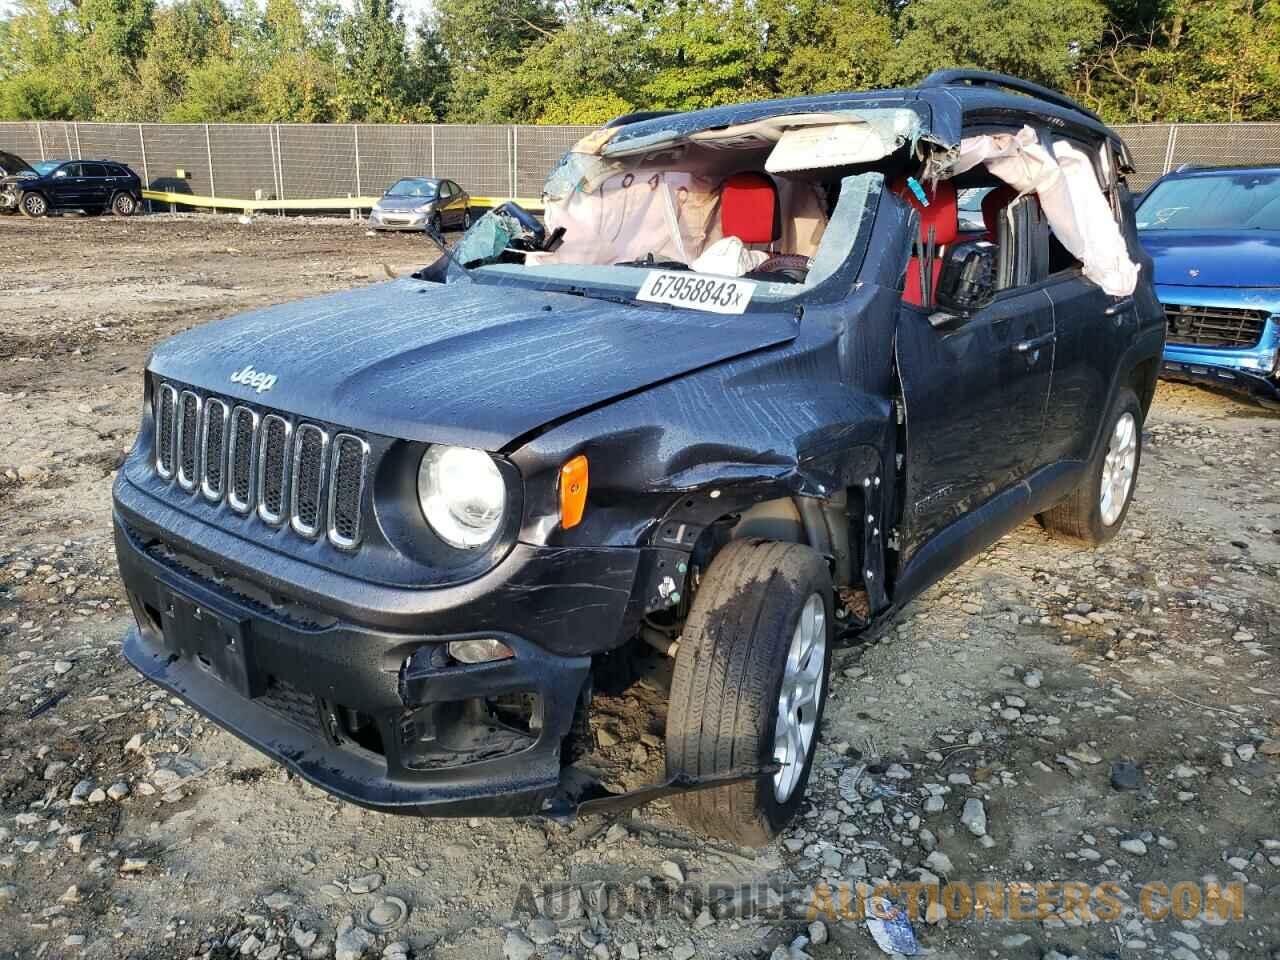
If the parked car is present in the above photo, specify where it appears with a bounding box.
[1136,164,1280,408]
[368,177,471,233]
[0,158,142,217]
[113,71,1162,845]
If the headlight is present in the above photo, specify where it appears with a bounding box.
[371,200,383,212]
[416,201,434,213]
[417,446,506,548]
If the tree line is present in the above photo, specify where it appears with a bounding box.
[1,0,1277,126]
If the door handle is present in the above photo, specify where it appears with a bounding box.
[1013,332,1056,354]
[1103,296,1135,316]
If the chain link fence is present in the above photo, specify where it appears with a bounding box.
[1,121,1277,205]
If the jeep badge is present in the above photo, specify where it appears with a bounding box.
[230,364,277,393]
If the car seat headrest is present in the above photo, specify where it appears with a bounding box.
[722,171,780,245]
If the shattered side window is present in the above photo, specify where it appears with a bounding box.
[805,173,881,291]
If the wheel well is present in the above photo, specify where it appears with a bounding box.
[1129,357,1159,418]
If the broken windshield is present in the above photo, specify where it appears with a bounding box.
[448,107,916,308]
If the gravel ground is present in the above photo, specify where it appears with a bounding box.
[0,214,1277,960]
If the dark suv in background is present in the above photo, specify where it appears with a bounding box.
[1,158,142,217]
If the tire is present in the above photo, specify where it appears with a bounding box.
[20,192,48,218]
[430,212,443,235]
[461,207,472,230]
[666,539,834,846]
[111,192,137,216]
[1039,386,1143,546]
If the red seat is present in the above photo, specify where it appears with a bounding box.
[982,185,1019,241]
[722,172,779,245]
[892,178,958,307]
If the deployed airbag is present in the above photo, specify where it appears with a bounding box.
[946,125,1139,296]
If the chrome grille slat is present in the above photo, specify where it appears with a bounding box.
[152,380,371,552]
[290,424,329,538]
[176,390,202,491]
[227,406,259,514]
[257,414,292,525]
[200,398,230,502]
[155,384,178,479]
[328,434,369,550]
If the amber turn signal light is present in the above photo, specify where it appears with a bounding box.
[560,455,589,529]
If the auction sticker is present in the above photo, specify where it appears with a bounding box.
[635,271,756,314]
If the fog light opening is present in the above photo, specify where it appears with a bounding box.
[448,637,514,665]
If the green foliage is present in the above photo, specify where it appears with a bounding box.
[0,0,1276,123]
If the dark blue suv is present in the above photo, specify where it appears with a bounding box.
[1137,165,1280,408]
[111,72,1164,844]
[0,156,143,217]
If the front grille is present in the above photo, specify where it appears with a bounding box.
[151,380,371,550]
[200,399,229,501]
[1165,304,1269,348]
[228,406,258,513]
[176,391,201,491]
[290,424,328,537]
[257,414,292,525]
[329,434,369,549]
[155,384,177,479]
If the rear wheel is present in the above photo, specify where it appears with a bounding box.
[666,539,833,846]
[20,192,48,218]
[461,207,473,230]
[1039,386,1143,545]
[111,191,137,216]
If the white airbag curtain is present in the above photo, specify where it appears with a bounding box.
[948,125,1140,296]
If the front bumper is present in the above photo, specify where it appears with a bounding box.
[368,209,430,231]
[113,477,642,816]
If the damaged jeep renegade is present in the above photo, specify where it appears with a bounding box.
[113,71,1165,845]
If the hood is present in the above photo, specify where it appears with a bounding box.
[377,195,435,211]
[0,150,34,177]
[148,278,798,451]
[1139,230,1280,288]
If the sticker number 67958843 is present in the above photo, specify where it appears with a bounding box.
[635,271,757,315]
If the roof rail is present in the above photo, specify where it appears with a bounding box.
[920,69,1104,125]
[605,110,678,129]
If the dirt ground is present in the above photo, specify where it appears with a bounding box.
[0,214,1276,960]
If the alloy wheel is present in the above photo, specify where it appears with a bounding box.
[773,592,826,802]
[1099,411,1137,526]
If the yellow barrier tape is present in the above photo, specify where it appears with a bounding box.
[140,190,544,213]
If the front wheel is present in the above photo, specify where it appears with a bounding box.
[666,539,833,846]
[111,192,138,216]
[20,192,48,218]
[1039,386,1143,545]
[461,207,472,230]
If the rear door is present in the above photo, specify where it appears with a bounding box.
[896,195,1056,563]
[442,180,464,225]
[1036,132,1137,466]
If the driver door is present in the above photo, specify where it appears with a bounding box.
[895,196,1056,566]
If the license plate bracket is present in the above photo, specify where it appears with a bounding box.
[161,591,259,698]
